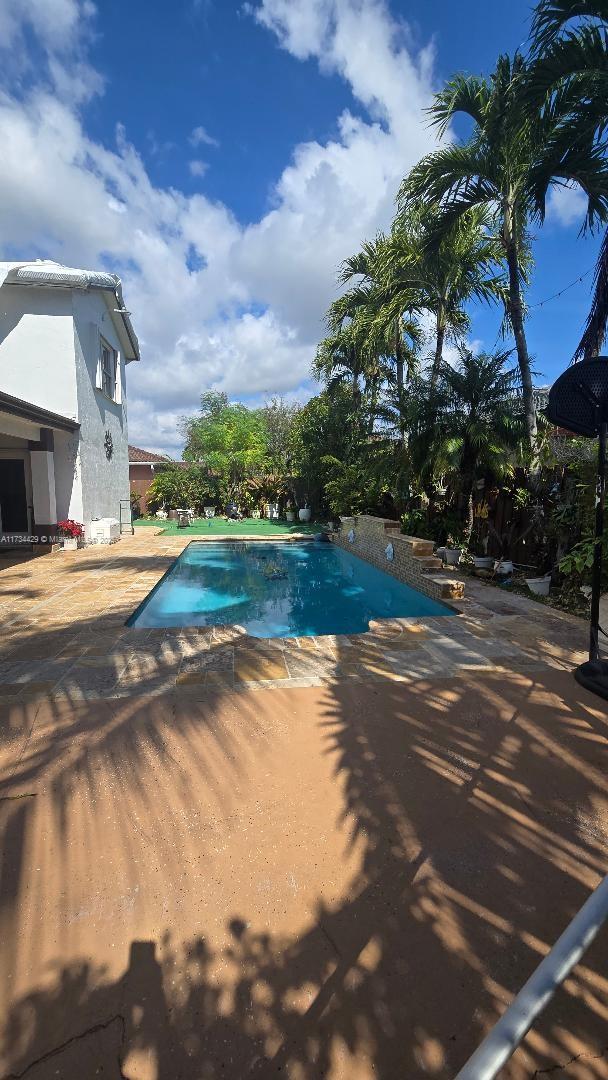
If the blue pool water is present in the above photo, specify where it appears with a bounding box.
[127,541,454,637]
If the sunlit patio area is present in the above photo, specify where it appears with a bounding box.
[0,534,606,1078]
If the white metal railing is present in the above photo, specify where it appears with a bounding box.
[456,874,608,1080]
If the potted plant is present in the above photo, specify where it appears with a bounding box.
[58,519,84,550]
[298,496,311,523]
[487,506,541,577]
[525,573,552,596]
[285,499,295,523]
[443,525,467,566]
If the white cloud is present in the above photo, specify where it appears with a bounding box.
[189,124,219,148]
[546,182,588,228]
[0,0,439,455]
[189,159,208,177]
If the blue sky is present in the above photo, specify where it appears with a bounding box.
[0,0,601,453]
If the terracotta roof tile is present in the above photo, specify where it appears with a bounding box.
[128,445,170,463]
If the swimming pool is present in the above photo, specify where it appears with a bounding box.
[127,541,454,637]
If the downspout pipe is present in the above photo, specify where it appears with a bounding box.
[456,873,608,1080]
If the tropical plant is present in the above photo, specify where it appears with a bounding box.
[181,397,268,503]
[146,463,218,514]
[387,204,506,386]
[289,386,358,513]
[402,52,608,447]
[528,0,608,358]
[406,348,524,539]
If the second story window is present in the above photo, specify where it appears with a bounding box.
[100,339,117,399]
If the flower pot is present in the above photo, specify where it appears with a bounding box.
[251,509,261,519]
[285,510,295,522]
[298,508,311,522]
[203,506,216,518]
[444,547,462,566]
[473,556,494,571]
[526,575,551,597]
[62,537,79,550]
[495,559,514,575]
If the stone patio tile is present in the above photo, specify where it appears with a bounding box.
[174,665,236,691]
[283,654,335,678]
[234,656,289,682]
[0,659,75,687]
[180,648,234,672]
[381,636,433,653]
[13,681,57,699]
[424,640,494,669]
[334,662,365,678]
[57,664,123,694]
[212,626,247,644]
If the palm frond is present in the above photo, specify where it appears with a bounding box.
[530,0,608,55]
[574,223,608,356]
[427,73,491,138]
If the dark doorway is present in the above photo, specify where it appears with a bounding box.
[0,460,29,533]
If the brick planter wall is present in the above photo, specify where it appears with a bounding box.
[331,515,464,603]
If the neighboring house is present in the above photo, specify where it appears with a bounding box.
[0,260,140,547]
[129,445,170,513]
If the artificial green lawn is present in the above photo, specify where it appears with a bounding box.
[134,517,325,536]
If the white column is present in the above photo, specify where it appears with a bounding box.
[30,451,57,527]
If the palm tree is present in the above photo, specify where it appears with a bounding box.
[402,52,608,447]
[387,203,507,386]
[326,245,422,442]
[336,236,422,440]
[408,349,523,539]
[528,0,608,358]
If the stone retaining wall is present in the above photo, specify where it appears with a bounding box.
[331,515,464,603]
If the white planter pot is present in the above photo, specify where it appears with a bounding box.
[473,556,494,570]
[526,575,551,597]
[298,508,311,522]
[285,511,295,522]
[204,506,216,518]
[251,509,261,519]
[62,537,79,550]
[495,559,514,575]
[444,548,462,566]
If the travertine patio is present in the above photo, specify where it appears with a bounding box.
[1,534,607,1079]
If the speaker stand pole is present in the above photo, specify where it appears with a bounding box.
[590,419,607,662]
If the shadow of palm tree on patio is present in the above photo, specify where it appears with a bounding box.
[1,570,608,1076]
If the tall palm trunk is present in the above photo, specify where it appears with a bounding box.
[459,441,477,541]
[504,202,536,449]
[431,303,446,388]
[394,319,406,446]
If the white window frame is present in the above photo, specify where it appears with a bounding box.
[100,337,117,401]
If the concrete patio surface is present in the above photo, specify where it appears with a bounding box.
[1,536,607,1079]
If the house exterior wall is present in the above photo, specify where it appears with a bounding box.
[129,462,155,513]
[72,291,130,537]
[0,283,132,539]
[0,285,78,420]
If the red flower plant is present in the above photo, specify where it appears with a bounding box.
[57,519,84,539]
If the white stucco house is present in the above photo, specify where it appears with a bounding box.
[0,260,140,547]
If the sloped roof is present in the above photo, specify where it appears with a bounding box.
[0,260,139,361]
[128,445,170,463]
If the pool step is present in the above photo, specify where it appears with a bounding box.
[427,576,465,600]
[416,555,443,571]
[400,535,435,558]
